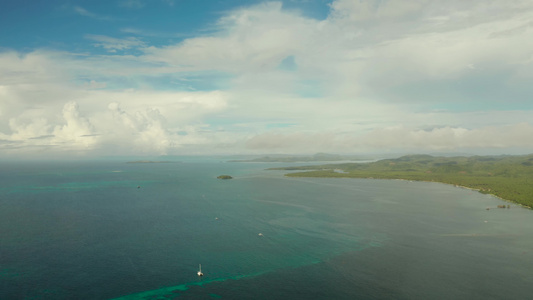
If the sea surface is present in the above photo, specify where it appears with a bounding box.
[1,158,532,299]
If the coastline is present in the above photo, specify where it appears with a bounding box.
[282,170,533,210]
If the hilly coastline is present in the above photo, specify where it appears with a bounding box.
[271,154,533,208]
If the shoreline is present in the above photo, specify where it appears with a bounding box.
[284,172,532,210]
[273,154,533,209]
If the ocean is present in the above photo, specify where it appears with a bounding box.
[1,158,532,299]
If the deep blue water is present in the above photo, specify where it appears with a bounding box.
[1,159,532,299]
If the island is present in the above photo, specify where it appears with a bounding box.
[126,160,177,164]
[270,154,533,209]
[229,153,366,163]
[217,175,233,179]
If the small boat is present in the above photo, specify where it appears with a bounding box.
[258,233,263,236]
[197,264,204,276]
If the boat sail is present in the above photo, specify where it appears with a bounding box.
[197,264,204,276]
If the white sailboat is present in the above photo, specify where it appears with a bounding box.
[197,264,204,276]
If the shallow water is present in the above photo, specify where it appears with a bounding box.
[0,159,531,299]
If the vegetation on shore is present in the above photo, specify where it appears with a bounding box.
[270,154,533,208]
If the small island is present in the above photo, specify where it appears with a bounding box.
[217,175,233,180]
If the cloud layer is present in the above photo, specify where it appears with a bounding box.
[1,0,533,157]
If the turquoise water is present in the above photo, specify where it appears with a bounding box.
[0,159,532,299]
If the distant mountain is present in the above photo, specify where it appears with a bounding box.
[126,160,177,163]
[228,153,365,163]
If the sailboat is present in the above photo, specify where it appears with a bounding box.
[197,264,204,276]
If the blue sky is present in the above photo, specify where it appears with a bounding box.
[1,0,533,157]
[1,0,329,53]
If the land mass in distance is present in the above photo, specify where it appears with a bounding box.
[229,153,365,163]
[270,154,533,209]
[126,161,178,164]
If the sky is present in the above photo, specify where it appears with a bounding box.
[1,0,533,158]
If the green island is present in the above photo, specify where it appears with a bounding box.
[217,175,233,179]
[270,154,533,208]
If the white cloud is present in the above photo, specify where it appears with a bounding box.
[2,1,533,157]
[328,0,428,22]
[143,2,315,73]
[0,47,232,156]
[8,117,52,141]
[318,0,533,100]
[85,34,145,52]
[95,102,171,154]
[0,102,97,153]
[73,6,114,21]
[243,122,533,154]
[52,101,97,149]
[140,0,533,106]
[360,123,533,151]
